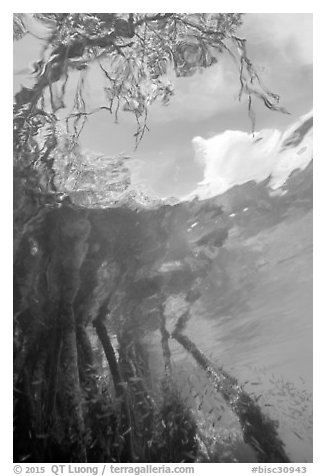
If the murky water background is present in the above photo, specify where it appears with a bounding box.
[146,205,312,462]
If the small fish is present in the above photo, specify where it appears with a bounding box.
[293,431,304,440]
[20,455,31,462]
[121,427,132,436]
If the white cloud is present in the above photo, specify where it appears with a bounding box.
[183,110,313,200]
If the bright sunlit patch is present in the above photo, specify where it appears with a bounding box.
[183,110,312,201]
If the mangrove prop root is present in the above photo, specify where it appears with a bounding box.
[172,330,290,463]
[93,317,135,462]
[93,318,123,397]
[159,304,172,378]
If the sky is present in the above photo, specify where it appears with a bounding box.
[13,13,313,198]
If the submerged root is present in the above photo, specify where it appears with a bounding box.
[172,320,290,463]
[150,380,198,463]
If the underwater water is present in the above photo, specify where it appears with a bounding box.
[144,112,314,462]
[182,209,312,462]
[144,169,312,462]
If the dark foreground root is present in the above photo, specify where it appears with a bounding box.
[149,380,198,463]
